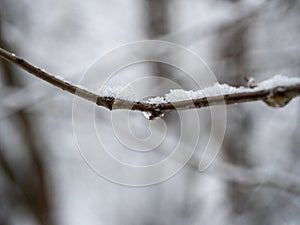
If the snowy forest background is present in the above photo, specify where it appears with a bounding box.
[0,0,300,225]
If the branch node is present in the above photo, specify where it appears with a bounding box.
[15,57,24,64]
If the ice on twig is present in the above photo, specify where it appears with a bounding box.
[142,111,165,120]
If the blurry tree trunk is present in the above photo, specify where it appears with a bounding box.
[215,4,266,224]
[145,0,170,38]
[0,11,53,225]
[142,2,201,224]
[143,1,170,224]
[144,0,171,82]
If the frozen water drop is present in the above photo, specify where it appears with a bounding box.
[263,96,292,108]
[142,111,164,120]
[142,112,152,120]
[263,86,294,108]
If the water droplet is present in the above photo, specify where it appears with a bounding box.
[263,87,293,108]
[142,111,164,120]
[263,96,292,108]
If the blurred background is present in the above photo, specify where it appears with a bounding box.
[0,0,300,224]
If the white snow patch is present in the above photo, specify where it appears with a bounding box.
[94,75,300,104]
[146,96,167,104]
[164,83,248,102]
[146,75,300,104]
[98,84,135,100]
[145,83,249,104]
[258,74,300,89]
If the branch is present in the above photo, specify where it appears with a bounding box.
[2,48,300,195]
[1,47,300,119]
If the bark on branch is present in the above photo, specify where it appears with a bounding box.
[2,47,300,195]
[0,47,300,119]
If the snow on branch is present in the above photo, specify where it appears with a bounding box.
[0,47,300,119]
[2,47,300,194]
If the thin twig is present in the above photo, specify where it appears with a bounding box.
[0,47,158,114]
[2,47,300,195]
[0,47,300,118]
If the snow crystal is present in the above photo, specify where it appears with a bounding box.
[146,96,166,104]
[98,84,135,100]
[166,89,197,102]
